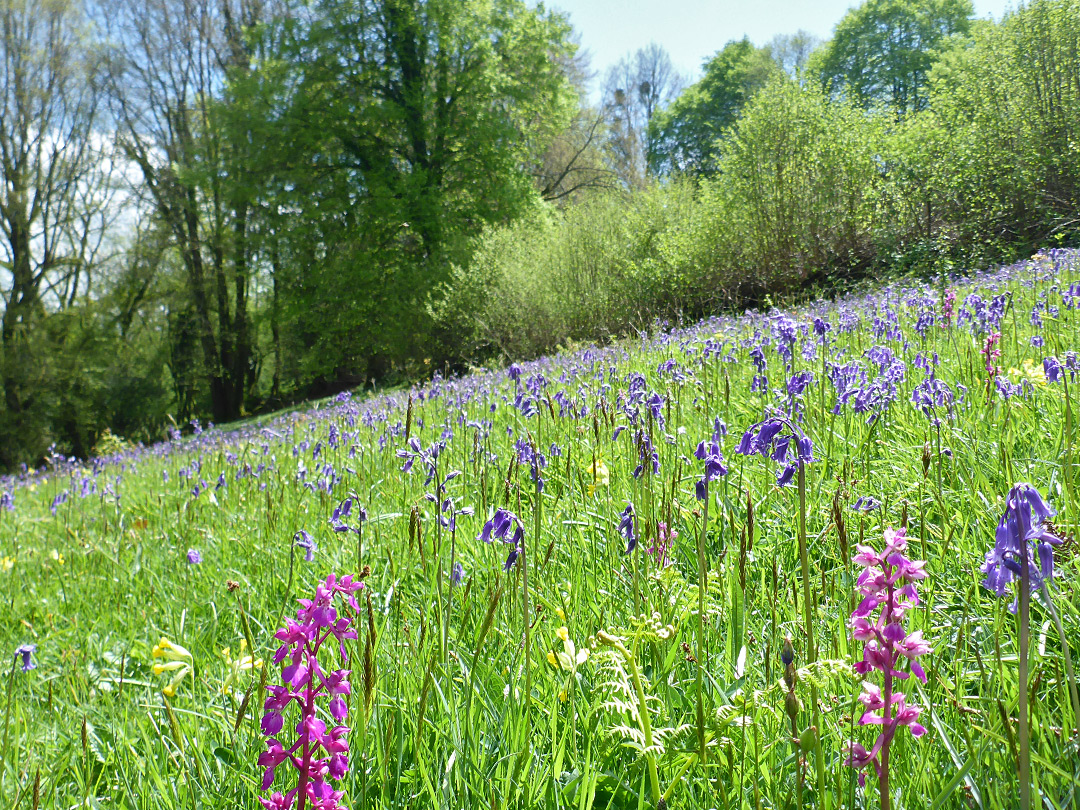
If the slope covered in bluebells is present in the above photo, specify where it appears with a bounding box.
[1,251,1079,809]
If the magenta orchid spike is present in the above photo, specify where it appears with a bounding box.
[844,528,930,810]
[260,573,366,810]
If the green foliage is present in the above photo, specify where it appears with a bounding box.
[926,0,1080,255]
[429,182,705,362]
[648,38,778,177]
[706,77,885,286]
[814,0,973,115]
[250,0,580,381]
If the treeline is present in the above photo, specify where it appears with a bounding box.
[2,0,1080,468]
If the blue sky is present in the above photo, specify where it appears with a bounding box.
[549,0,1017,85]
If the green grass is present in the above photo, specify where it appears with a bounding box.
[1,251,1078,809]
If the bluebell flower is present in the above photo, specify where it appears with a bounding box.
[478,508,524,570]
[294,530,317,562]
[693,439,728,500]
[736,416,814,487]
[14,644,35,673]
[1044,356,1063,383]
[619,503,637,554]
[851,496,880,513]
[982,484,1063,613]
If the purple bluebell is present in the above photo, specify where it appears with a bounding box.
[736,416,814,487]
[1044,356,1063,383]
[14,644,35,672]
[982,483,1063,613]
[293,530,317,562]
[619,503,637,554]
[187,548,202,565]
[478,508,524,570]
[693,439,728,500]
[911,376,955,417]
[331,494,368,534]
[851,496,880,512]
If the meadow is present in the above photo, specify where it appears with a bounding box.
[1,250,1079,809]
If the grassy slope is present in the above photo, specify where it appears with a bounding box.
[1,252,1079,809]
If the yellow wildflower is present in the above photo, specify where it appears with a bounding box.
[221,639,263,695]
[548,627,589,674]
[555,607,566,622]
[0,557,13,572]
[1008,358,1047,387]
[586,458,610,496]
[49,550,64,566]
[152,637,193,697]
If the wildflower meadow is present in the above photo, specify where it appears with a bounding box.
[2,250,1079,809]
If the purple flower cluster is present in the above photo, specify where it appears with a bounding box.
[735,416,813,487]
[911,375,955,420]
[693,420,729,500]
[477,507,525,570]
[618,502,637,554]
[259,574,365,810]
[329,495,367,535]
[981,484,1063,613]
[1044,353,1079,383]
[845,528,929,788]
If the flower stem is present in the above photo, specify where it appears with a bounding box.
[878,576,895,810]
[696,478,708,764]
[0,656,16,795]
[1041,581,1080,736]
[1018,555,1031,810]
[797,464,826,802]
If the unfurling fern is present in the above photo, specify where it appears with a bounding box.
[593,622,691,808]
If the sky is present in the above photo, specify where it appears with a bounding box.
[550,0,1017,87]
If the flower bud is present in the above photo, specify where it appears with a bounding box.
[785,690,801,725]
[781,634,795,667]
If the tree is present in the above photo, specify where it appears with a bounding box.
[530,37,615,203]
[601,43,685,187]
[533,106,616,203]
[707,76,882,284]
[924,0,1080,254]
[766,30,822,78]
[648,38,777,177]
[246,0,579,381]
[104,0,267,423]
[815,0,973,116]
[0,0,113,465]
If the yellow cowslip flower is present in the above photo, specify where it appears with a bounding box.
[1008,358,1047,387]
[558,689,569,703]
[586,458,610,496]
[49,550,64,566]
[548,627,589,674]
[555,607,566,622]
[152,637,192,662]
[221,639,264,695]
[152,637,193,697]
[0,557,13,572]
